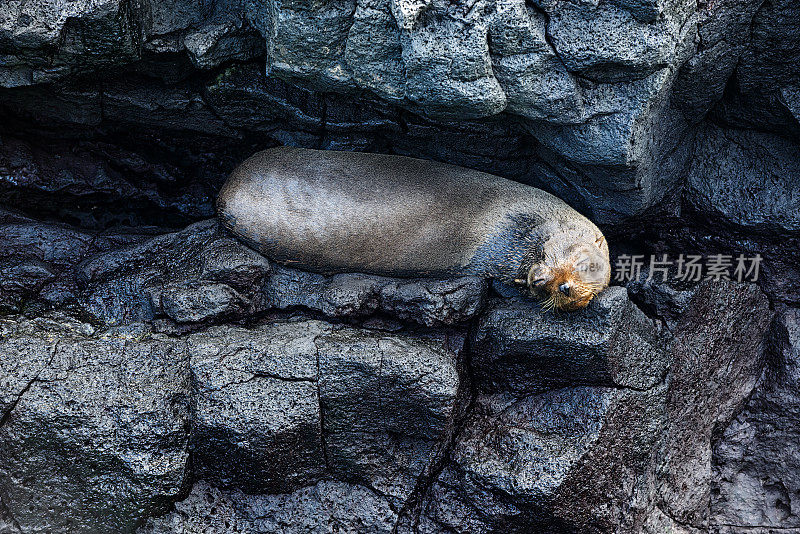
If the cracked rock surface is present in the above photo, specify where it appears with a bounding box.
[0,316,191,534]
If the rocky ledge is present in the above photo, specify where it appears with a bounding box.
[0,217,783,533]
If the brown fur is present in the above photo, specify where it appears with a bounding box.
[218,147,611,311]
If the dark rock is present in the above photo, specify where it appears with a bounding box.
[422,384,667,533]
[395,0,507,119]
[488,0,582,123]
[74,216,485,327]
[189,321,326,494]
[687,124,800,235]
[77,220,269,325]
[709,307,800,532]
[344,0,406,103]
[471,286,668,394]
[0,0,139,87]
[0,134,215,227]
[0,315,191,534]
[625,267,698,328]
[318,326,462,504]
[656,280,773,528]
[0,0,798,530]
[203,62,326,134]
[672,0,763,121]
[102,77,240,138]
[423,280,772,533]
[713,0,800,139]
[247,0,358,93]
[138,0,215,44]
[264,262,488,327]
[0,219,142,312]
[187,318,462,505]
[0,82,102,126]
[138,480,397,534]
[184,20,265,70]
[529,69,694,223]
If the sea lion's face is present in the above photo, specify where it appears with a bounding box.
[526,234,610,311]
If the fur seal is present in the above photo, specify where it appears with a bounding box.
[217,147,610,311]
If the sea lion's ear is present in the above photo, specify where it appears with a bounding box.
[595,235,605,249]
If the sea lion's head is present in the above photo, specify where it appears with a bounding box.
[519,231,611,311]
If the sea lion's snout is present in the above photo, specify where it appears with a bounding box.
[559,283,571,297]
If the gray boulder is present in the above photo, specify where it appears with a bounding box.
[709,307,800,532]
[184,19,265,70]
[472,286,668,394]
[188,321,327,494]
[77,220,270,325]
[655,280,773,529]
[421,385,665,533]
[713,0,800,137]
[0,0,139,87]
[542,0,696,82]
[247,0,358,93]
[344,0,406,103]
[265,262,487,326]
[187,318,462,506]
[528,68,694,223]
[423,280,772,533]
[488,0,583,123]
[394,0,507,119]
[687,124,800,234]
[318,326,463,504]
[0,315,191,534]
[138,480,397,534]
[672,0,763,121]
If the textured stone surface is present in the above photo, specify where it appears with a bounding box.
[0,315,191,534]
[318,326,462,505]
[472,286,668,394]
[421,385,665,533]
[188,321,326,494]
[625,267,698,328]
[420,280,772,534]
[72,218,487,327]
[543,0,696,82]
[77,220,269,325]
[656,280,773,530]
[138,480,397,534]
[709,307,800,532]
[265,262,488,326]
[0,219,101,312]
[687,125,800,234]
[0,0,138,87]
[714,0,800,138]
[187,318,462,506]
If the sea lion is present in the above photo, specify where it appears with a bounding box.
[217,147,610,311]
